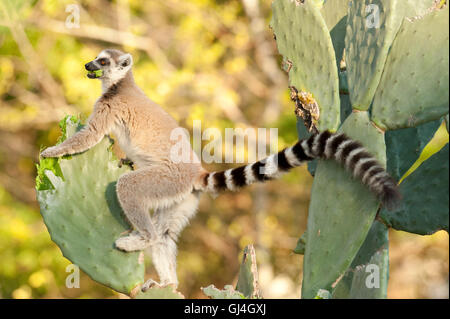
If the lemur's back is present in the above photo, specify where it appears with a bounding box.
[107,74,203,182]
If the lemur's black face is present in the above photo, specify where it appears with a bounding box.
[85,49,133,81]
[85,57,109,79]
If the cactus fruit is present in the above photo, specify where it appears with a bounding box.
[371,6,449,130]
[36,117,144,295]
[271,0,340,132]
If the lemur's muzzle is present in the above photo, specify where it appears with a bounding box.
[85,61,103,79]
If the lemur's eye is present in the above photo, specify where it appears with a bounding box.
[100,59,106,65]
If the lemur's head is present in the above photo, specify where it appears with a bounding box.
[85,49,133,83]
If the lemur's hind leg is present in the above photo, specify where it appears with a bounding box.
[142,191,200,289]
[114,166,193,252]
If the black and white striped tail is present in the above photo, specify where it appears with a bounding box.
[200,131,400,209]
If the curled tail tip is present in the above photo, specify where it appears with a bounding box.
[379,181,402,211]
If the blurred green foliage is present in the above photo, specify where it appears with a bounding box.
[0,0,447,299]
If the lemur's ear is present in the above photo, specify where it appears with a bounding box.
[119,53,133,68]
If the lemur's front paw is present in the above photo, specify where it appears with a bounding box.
[115,231,152,252]
[40,146,62,158]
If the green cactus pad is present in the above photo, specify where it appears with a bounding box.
[314,289,331,299]
[271,0,340,131]
[345,0,436,111]
[88,69,103,78]
[380,143,449,235]
[296,119,317,176]
[320,0,349,68]
[36,116,79,191]
[202,285,246,299]
[332,220,389,299]
[339,70,349,94]
[385,119,441,181]
[371,6,449,130]
[334,249,388,298]
[36,117,144,294]
[340,93,353,123]
[293,230,307,254]
[135,285,184,299]
[301,111,386,299]
[235,245,261,299]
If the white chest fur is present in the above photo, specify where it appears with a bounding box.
[111,124,153,167]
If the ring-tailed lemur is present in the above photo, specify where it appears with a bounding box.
[40,49,400,291]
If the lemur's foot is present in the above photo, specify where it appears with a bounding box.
[115,231,151,252]
[141,279,176,292]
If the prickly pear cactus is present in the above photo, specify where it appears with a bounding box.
[384,120,442,182]
[235,245,262,299]
[314,289,331,299]
[202,245,261,299]
[380,141,449,235]
[202,285,246,299]
[332,220,389,299]
[36,116,145,295]
[271,0,340,132]
[293,230,307,254]
[135,285,185,299]
[301,111,386,298]
[37,119,265,299]
[272,0,449,299]
[371,5,449,130]
[345,0,438,111]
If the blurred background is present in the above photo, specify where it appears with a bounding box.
[0,0,448,299]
